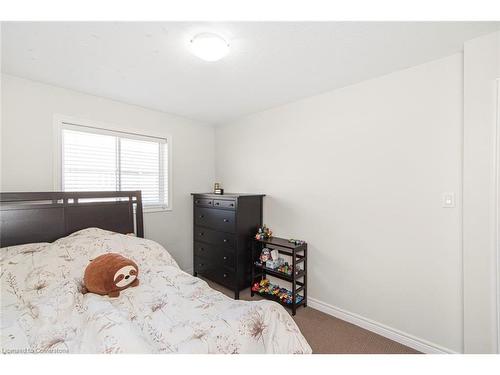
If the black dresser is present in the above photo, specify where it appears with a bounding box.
[191,193,265,299]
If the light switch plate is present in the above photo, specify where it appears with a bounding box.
[442,192,455,208]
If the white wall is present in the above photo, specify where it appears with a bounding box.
[463,31,500,354]
[215,54,464,352]
[1,74,215,271]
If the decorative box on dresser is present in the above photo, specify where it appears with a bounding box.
[191,193,265,299]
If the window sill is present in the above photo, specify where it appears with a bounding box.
[143,206,172,213]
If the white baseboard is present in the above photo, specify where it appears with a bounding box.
[307,297,458,354]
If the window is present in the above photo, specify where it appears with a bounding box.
[58,121,170,209]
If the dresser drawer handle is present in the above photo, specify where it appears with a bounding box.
[199,215,204,218]
[223,239,228,243]
[208,201,212,205]
[215,202,220,206]
[223,219,229,223]
[223,256,228,260]
[223,273,228,278]
[230,203,234,207]
[199,263,204,267]
[199,232,204,236]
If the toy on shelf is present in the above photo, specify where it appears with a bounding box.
[251,278,304,305]
[265,249,282,268]
[259,247,271,263]
[255,224,273,240]
[255,255,303,275]
[266,257,284,270]
[256,246,286,270]
[275,262,301,276]
[277,262,291,275]
[288,238,305,246]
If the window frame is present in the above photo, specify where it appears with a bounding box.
[53,114,172,212]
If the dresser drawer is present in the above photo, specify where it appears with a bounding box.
[213,199,236,210]
[193,256,212,273]
[194,241,235,269]
[194,198,213,207]
[194,226,236,248]
[218,247,236,270]
[211,267,235,288]
[194,243,236,270]
[194,207,236,233]
[193,241,215,259]
[194,256,235,288]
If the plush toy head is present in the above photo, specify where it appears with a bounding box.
[82,253,139,298]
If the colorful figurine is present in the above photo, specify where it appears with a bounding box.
[259,247,271,263]
[251,282,260,292]
[255,224,273,240]
[252,278,303,305]
[277,262,294,275]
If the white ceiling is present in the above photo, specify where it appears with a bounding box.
[2,22,499,124]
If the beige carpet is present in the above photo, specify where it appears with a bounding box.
[205,278,420,354]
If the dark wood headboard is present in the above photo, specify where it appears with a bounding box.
[0,191,144,248]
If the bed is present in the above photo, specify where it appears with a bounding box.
[0,191,311,354]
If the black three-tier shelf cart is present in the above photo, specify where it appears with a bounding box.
[250,236,307,315]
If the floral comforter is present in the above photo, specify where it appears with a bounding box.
[0,228,311,354]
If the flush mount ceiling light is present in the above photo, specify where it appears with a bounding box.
[189,33,230,62]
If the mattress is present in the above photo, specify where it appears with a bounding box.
[0,228,311,354]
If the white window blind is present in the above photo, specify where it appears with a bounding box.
[61,123,169,208]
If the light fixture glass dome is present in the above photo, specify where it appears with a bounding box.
[189,33,230,62]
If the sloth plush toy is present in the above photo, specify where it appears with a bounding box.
[82,253,139,297]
